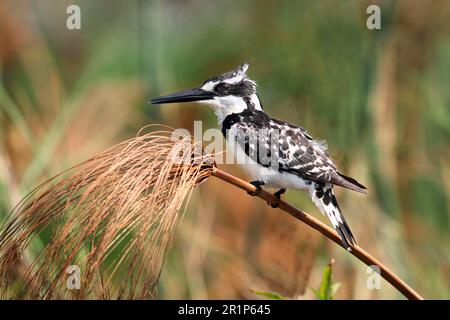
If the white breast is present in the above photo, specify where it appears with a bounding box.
[225,133,310,192]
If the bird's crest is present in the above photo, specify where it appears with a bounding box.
[237,63,249,75]
[204,63,250,85]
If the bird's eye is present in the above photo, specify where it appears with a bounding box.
[214,83,230,94]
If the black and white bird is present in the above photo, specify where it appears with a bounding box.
[151,63,367,250]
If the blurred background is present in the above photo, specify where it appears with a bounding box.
[0,0,449,299]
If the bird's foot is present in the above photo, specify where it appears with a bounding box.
[269,188,286,208]
[247,181,265,196]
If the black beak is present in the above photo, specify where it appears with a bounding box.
[150,87,216,104]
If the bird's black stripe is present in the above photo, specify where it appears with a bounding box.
[221,113,242,137]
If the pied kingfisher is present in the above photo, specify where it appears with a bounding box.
[151,63,367,249]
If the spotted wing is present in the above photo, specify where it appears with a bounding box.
[269,121,339,183]
[274,122,366,192]
[227,117,336,180]
[225,112,366,193]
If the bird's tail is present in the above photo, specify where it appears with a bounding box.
[309,183,356,250]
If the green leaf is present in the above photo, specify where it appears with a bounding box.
[250,288,286,300]
[331,283,342,297]
[312,259,340,300]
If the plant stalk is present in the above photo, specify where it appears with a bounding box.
[211,167,423,300]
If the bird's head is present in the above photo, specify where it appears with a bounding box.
[151,63,263,123]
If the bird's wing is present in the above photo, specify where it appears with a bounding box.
[268,120,339,184]
[225,112,366,193]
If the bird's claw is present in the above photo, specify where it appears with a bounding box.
[247,181,264,196]
[268,188,285,208]
[269,200,280,208]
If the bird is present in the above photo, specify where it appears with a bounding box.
[151,63,367,250]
